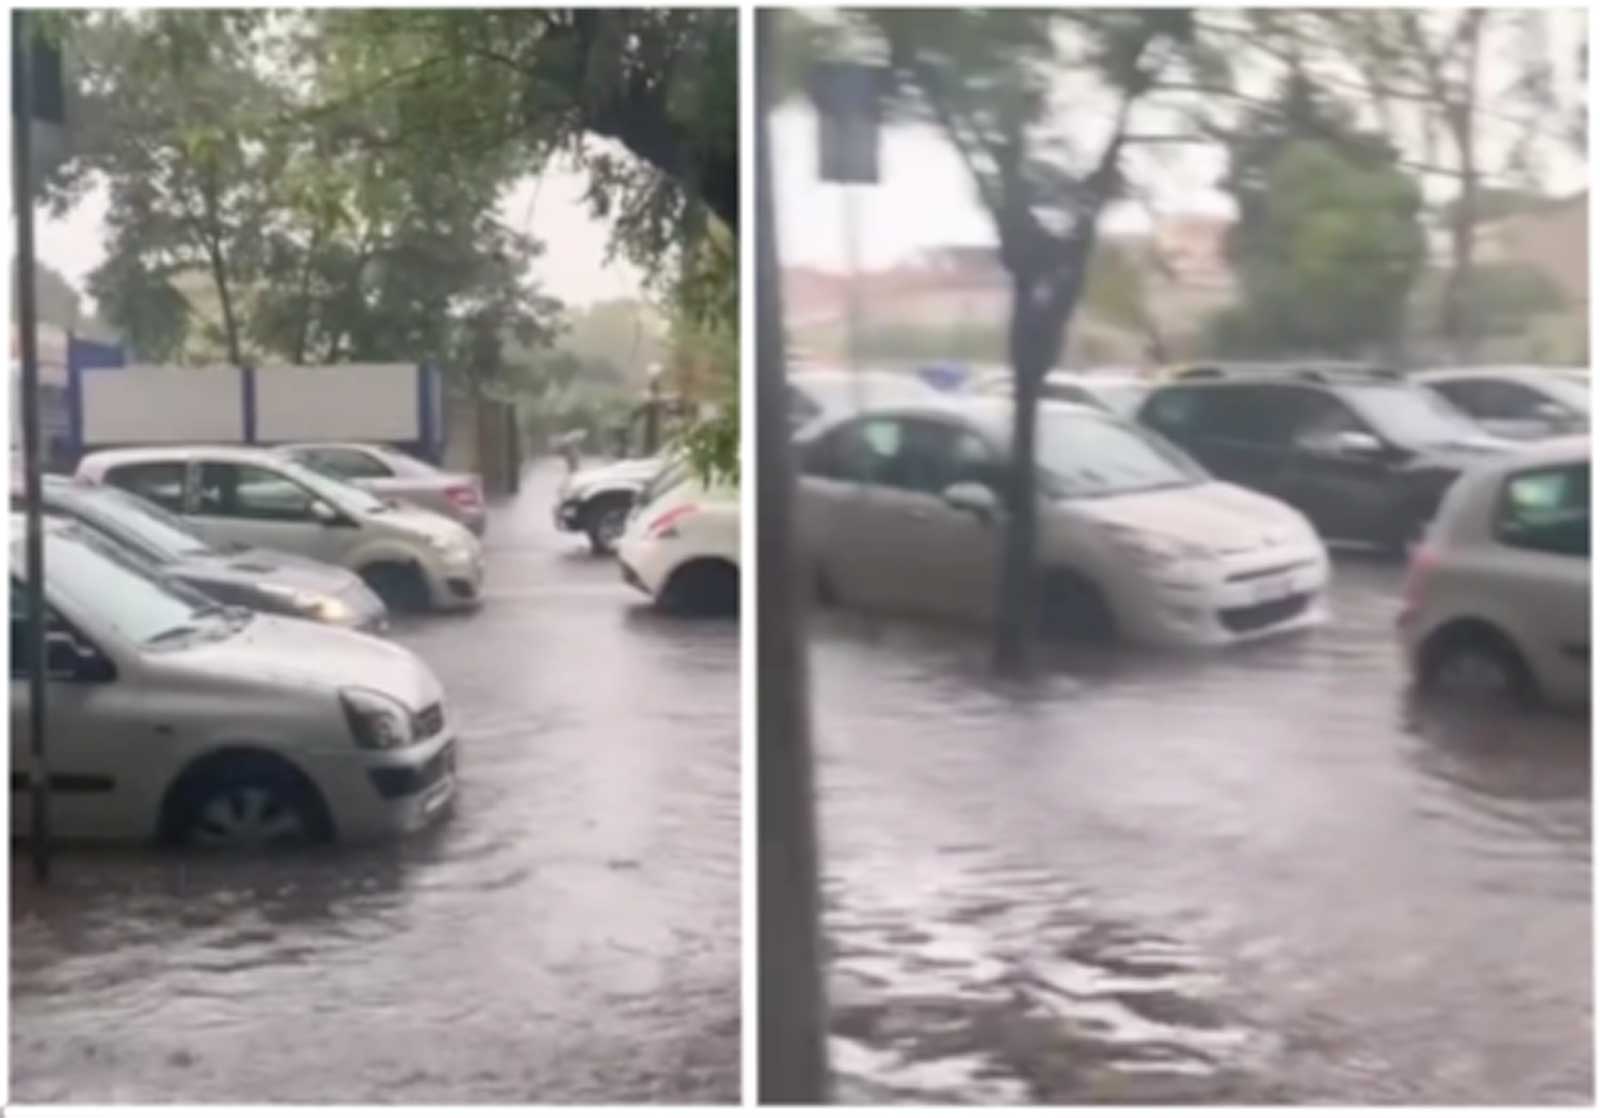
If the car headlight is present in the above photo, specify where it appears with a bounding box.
[259,583,352,625]
[340,688,413,751]
[1106,525,1212,566]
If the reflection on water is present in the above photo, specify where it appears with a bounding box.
[11,466,740,1104]
[811,559,1590,1104]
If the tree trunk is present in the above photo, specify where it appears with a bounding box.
[994,291,1049,675]
[204,238,243,367]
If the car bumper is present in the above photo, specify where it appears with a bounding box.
[617,533,669,599]
[1113,547,1331,649]
[426,550,486,610]
[318,734,459,841]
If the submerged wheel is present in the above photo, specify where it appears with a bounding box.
[663,560,739,616]
[1421,626,1534,706]
[586,496,632,556]
[165,754,332,849]
[1040,571,1116,644]
[362,562,431,612]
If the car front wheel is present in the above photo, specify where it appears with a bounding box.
[166,755,332,849]
[1421,627,1534,706]
[585,495,632,556]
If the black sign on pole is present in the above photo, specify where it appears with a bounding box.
[809,62,884,185]
[12,11,62,885]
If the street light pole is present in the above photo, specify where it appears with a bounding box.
[12,9,53,884]
[756,9,828,1103]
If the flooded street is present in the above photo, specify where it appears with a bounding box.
[812,558,1591,1105]
[10,463,740,1104]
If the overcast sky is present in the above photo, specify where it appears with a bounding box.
[37,154,647,313]
[774,9,1588,273]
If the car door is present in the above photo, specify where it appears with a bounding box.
[186,460,347,563]
[794,419,899,607]
[1279,388,1393,542]
[1491,461,1590,703]
[868,418,1002,622]
[10,584,138,839]
[1141,385,1288,495]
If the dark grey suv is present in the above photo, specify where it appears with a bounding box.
[1137,367,1508,552]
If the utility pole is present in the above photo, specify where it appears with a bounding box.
[756,9,828,1103]
[12,9,58,884]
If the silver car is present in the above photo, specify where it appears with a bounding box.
[277,442,487,535]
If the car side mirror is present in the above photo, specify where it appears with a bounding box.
[1327,430,1386,459]
[943,481,1000,522]
[310,499,340,526]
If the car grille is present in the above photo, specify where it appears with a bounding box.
[1226,560,1314,584]
[413,703,445,740]
[1219,594,1311,634]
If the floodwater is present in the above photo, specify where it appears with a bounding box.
[10,462,740,1104]
[812,557,1591,1105]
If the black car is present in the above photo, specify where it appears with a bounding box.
[1137,366,1508,552]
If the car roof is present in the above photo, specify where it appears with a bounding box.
[80,444,292,471]
[798,393,1105,444]
[1483,433,1590,469]
[1415,366,1585,384]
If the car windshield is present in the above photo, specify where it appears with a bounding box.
[1088,383,1150,415]
[1538,376,1590,414]
[19,523,242,648]
[1033,410,1207,499]
[72,485,215,562]
[277,458,388,515]
[1345,385,1486,445]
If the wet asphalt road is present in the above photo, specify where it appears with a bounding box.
[10,462,740,1104]
[812,556,1591,1105]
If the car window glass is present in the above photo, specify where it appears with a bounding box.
[1141,387,1203,434]
[304,448,393,480]
[1291,390,1371,447]
[105,461,186,512]
[195,463,316,522]
[9,579,73,677]
[1497,463,1589,558]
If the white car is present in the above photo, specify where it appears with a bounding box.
[77,445,484,612]
[617,459,739,615]
[554,456,665,555]
[10,513,457,845]
[973,369,1152,418]
[794,397,1330,648]
[1401,435,1589,707]
[1414,367,1589,442]
[277,442,488,536]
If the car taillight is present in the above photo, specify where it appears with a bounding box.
[445,482,482,510]
[1400,543,1437,623]
[646,503,699,539]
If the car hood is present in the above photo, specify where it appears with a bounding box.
[169,614,442,709]
[173,548,367,596]
[563,458,665,497]
[1067,481,1311,551]
[370,502,476,545]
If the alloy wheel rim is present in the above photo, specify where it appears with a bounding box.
[193,786,307,847]
[598,508,627,544]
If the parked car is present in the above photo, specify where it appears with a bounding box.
[793,396,1330,648]
[973,369,1152,417]
[788,369,940,432]
[15,475,389,632]
[76,445,484,612]
[1413,367,1589,442]
[10,513,457,845]
[617,458,739,615]
[1138,365,1506,553]
[1400,436,1589,708]
[554,456,666,555]
[277,442,487,536]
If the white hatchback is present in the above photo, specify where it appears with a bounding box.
[617,459,739,615]
[10,514,458,845]
[77,445,484,611]
[1400,436,1589,707]
[795,398,1330,648]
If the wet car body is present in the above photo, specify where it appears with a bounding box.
[277,442,488,536]
[554,456,665,554]
[22,476,388,633]
[795,396,1330,648]
[10,514,457,845]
